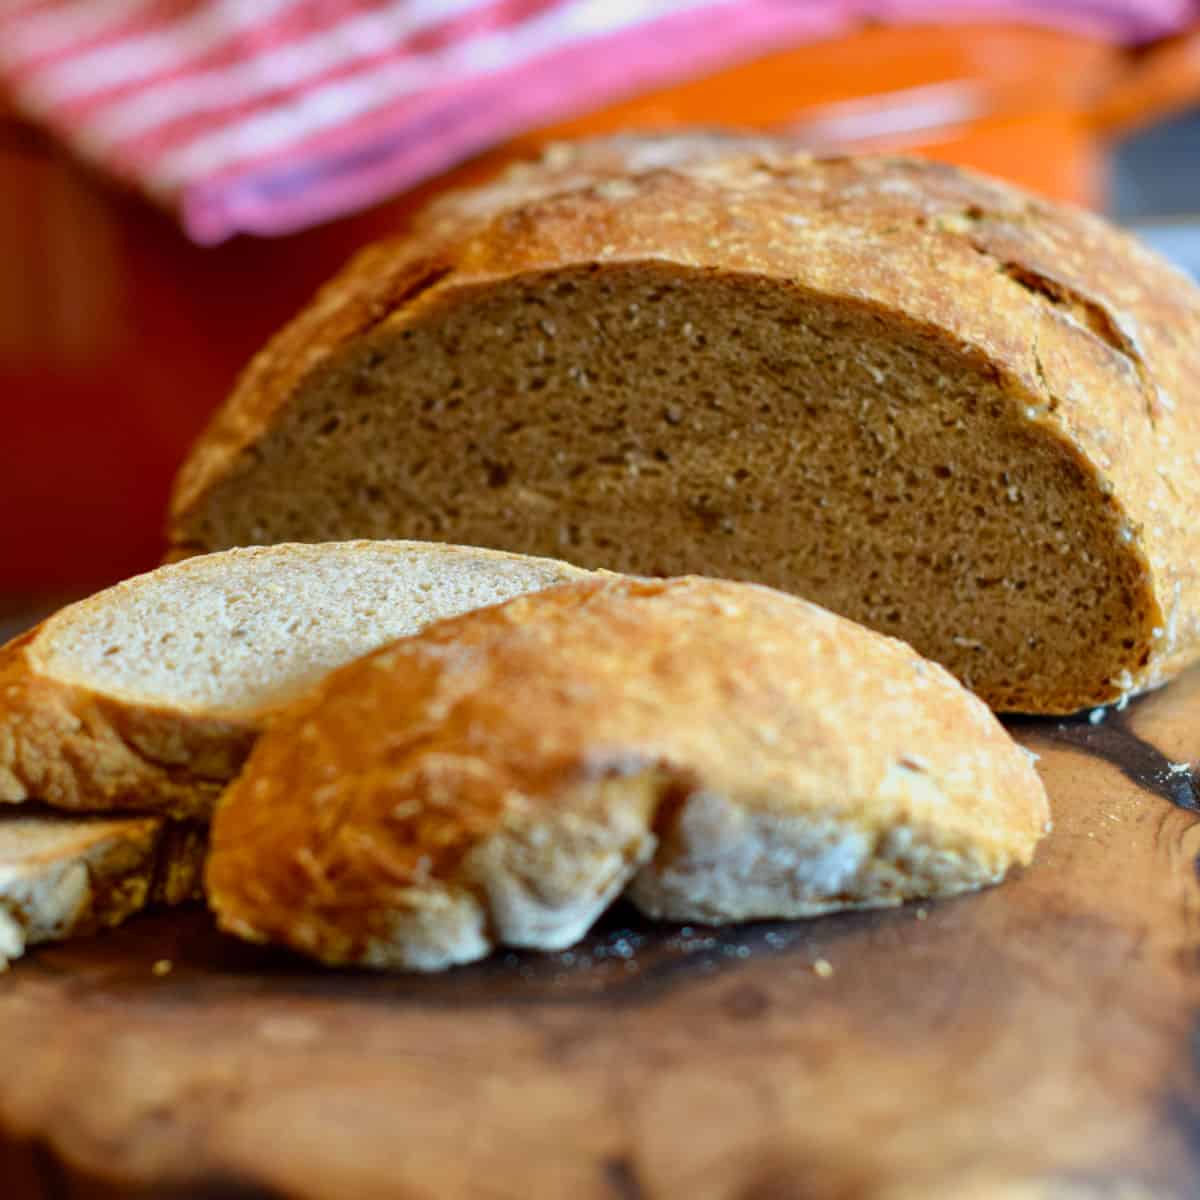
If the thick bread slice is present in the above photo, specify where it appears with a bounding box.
[166,134,1200,715]
[0,541,585,818]
[0,812,203,967]
[206,577,1049,972]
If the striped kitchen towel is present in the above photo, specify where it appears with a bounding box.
[0,0,1193,243]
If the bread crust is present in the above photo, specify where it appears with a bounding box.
[0,812,204,966]
[166,137,1200,712]
[0,541,587,818]
[206,576,1049,971]
[0,628,254,819]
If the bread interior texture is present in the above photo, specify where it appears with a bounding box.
[187,264,1154,712]
[33,543,572,715]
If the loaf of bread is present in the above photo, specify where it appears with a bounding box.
[0,812,203,967]
[0,541,585,818]
[207,576,1048,971]
[166,134,1200,714]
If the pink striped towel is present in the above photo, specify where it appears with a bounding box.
[0,0,1194,243]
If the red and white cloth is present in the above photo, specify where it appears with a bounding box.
[0,0,1195,243]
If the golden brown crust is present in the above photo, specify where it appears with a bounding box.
[206,576,1049,971]
[0,628,253,820]
[167,136,1200,713]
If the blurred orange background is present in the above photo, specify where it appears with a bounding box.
[1,19,1198,598]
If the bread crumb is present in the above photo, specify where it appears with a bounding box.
[812,958,834,978]
[916,908,928,921]
[152,959,173,977]
[258,1016,319,1044]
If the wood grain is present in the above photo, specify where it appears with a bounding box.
[2,672,1200,1199]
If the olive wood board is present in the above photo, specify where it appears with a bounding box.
[4,666,1200,1200]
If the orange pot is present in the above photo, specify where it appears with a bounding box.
[1,21,1198,595]
[480,22,1200,210]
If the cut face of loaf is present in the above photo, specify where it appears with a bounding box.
[0,541,585,817]
[169,138,1200,714]
[207,577,1049,971]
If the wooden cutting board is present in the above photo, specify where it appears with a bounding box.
[3,669,1200,1200]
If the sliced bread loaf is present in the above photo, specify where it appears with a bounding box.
[207,576,1049,971]
[0,541,585,818]
[0,812,203,967]
[166,135,1200,715]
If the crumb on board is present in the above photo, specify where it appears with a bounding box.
[152,959,173,977]
[812,958,834,978]
[916,907,929,921]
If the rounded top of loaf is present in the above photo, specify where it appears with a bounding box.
[207,576,1049,967]
[172,134,1200,501]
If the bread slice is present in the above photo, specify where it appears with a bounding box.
[0,541,586,819]
[206,576,1049,971]
[165,134,1200,715]
[0,812,203,967]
